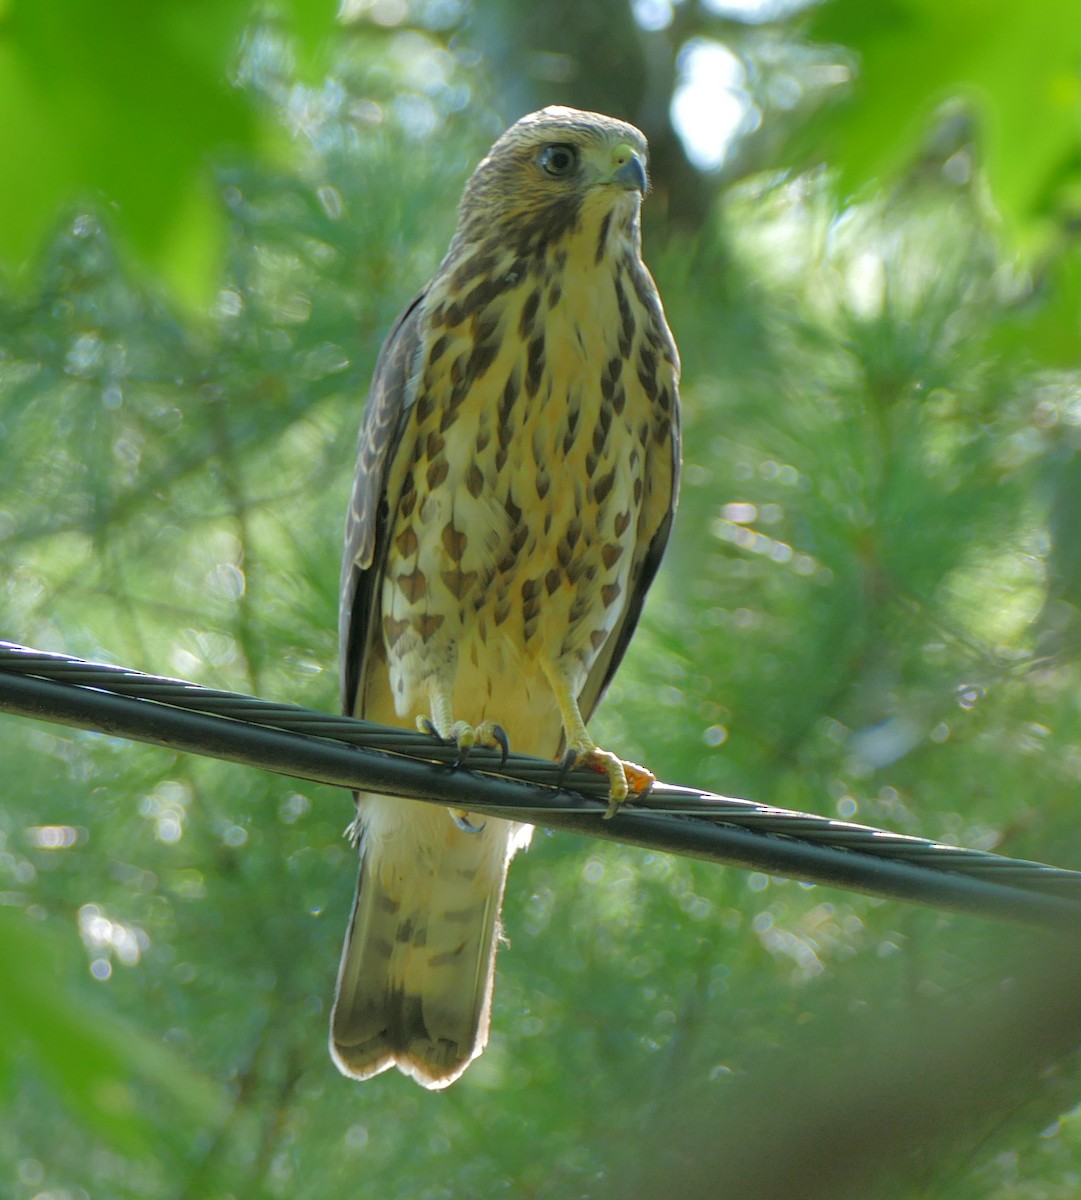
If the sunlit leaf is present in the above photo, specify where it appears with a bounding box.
[0,0,340,304]
[806,0,1081,237]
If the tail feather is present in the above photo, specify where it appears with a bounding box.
[330,795,528,1089]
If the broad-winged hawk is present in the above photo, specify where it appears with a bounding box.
[332,106,681,1088]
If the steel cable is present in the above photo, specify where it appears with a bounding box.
[2,639,1081,929]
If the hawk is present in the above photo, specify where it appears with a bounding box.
[331,106,681,1088]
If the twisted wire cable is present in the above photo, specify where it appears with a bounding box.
[2,639,1081,929]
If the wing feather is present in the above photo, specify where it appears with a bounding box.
[576,381,681,724]
[340,292,426,715]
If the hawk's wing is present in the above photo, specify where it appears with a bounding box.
[576,387,681,726]
[340,291,426,716]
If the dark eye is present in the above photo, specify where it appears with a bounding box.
[539,143,579,178]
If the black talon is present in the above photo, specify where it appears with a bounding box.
[452,811,486,833]
[558,747,578,789]
[419,716,441,740]
[453,741,471,769]
[492,724,510,767]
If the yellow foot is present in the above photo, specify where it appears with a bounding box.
[416,715,510,834]
[566,742,655,819]
[416,716,509,763]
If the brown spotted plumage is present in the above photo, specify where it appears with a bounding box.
[332,106,680,1089]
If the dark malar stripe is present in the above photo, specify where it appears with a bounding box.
[595,210,613,264]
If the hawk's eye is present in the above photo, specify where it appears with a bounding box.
[538,143,579,178]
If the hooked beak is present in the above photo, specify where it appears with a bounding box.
[611,143,647,194]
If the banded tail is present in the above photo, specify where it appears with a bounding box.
[330,795,529,1088]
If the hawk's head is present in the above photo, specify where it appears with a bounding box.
[454,106,650,260]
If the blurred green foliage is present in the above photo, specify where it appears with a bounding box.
[0,0,337,307]
[805,0,1081,235]
[2,1,1081,1198]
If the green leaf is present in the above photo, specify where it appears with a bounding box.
[807,0,1081,237]
[0,0,339,305]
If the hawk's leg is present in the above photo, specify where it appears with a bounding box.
[416,685,510,831]
[543,663,655,819]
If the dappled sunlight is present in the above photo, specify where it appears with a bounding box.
[25,824,81,850]
[78,903,148,969]
[672,40,759,170]
[137,780,190,845]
